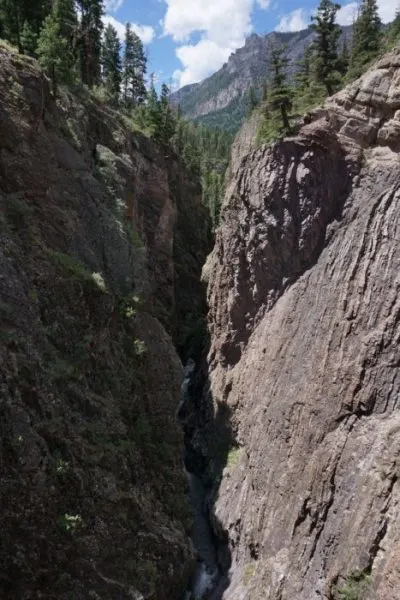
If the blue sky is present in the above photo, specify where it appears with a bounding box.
[104,0,397,89]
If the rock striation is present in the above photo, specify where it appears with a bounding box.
[206,47,400,599]
[0,45,210,599]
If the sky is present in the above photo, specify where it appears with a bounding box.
[104,0,398,90]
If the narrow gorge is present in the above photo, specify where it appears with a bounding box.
[1,34,400,600]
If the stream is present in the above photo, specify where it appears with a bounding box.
[178,361,223,600]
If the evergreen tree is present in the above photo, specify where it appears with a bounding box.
[146,75,162,137]
[122,22,135,106]
[338,35,350,75]
[0,0,24,50]
[20,19,38,56]
[295,44,313,90]
[311,0,341,96]
[387,7,400,47]
[76,0,104,86]
[159,83,176,144]
[247,86,259,115]
[37,9,69,95]
[131,32,147,105]
[268,46,292,131]
[0,0,51,50]
[350,0,382,77]
[54,0,77,47]
[101,23,122,101]
[122,24,147,107]
[262,80,268,101]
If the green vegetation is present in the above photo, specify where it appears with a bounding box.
[257,0,395,146]
[387,8,400,47]
[268,45,293,132]
[311,0,342,96]
[243,563,256,587]
[226,446,243,469]
[174,119,233,227]
[47,250,91,281]
[335,569,371,600]
[0,0,231,225]
[5,195,34,229]
[348,0,382,80]
[58,513,83,533]
[102,23,122,103]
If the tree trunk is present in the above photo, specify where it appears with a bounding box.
[281,105,290,131]
[51,63,57,99]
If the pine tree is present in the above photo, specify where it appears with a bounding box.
[146,75,162,137]
[247,86,258,115]
[131,32,147,105]
[0,0,24,50]
[350,0,382,77]
[76,0,104,86]
[262,80,268,101]
[122,22,135,106]
[338,35,350,75]
[0,0,52,50]
[37,9,69,95]
[295,44,313,90]
[387,7,400,47]
[101,23,122,101]
[54,0,77,46]
[122,24,147,107]
[268,46,292,131]
[311,0,341,96]
[20,19,38,56]
[159,83,176,144]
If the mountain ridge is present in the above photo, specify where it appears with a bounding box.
[170,26,351,133]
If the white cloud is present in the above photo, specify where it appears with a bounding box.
[174,39,233,86]
[337,2,358,26]
[163,0,272,87]
[337,0,397,25]
[103,15,155,44]
[104,0,124,13]
[276,8,309,32]
[377,0,398,23]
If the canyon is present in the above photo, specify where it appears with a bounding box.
[0,36,400,600]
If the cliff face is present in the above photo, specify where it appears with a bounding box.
[206,48,400,599]
[0,46,210,599]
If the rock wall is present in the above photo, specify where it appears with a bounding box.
[206,48,400,599]
[0,46,210,599]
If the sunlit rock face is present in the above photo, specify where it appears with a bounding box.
[206,47,400,600]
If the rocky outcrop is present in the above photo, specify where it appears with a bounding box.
[0,45,210,599]
[206,48,400,599]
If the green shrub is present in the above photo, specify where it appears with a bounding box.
[226,446,243,469]
[336,569,371,600]
[58,513,83,533]
[6,196,34,229]
[243,563,255,587]
[47,250,91,280]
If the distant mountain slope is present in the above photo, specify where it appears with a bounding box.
[171,27,351,133]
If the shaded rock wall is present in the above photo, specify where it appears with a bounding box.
[206,48,400,599]
[0,46,210,599]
